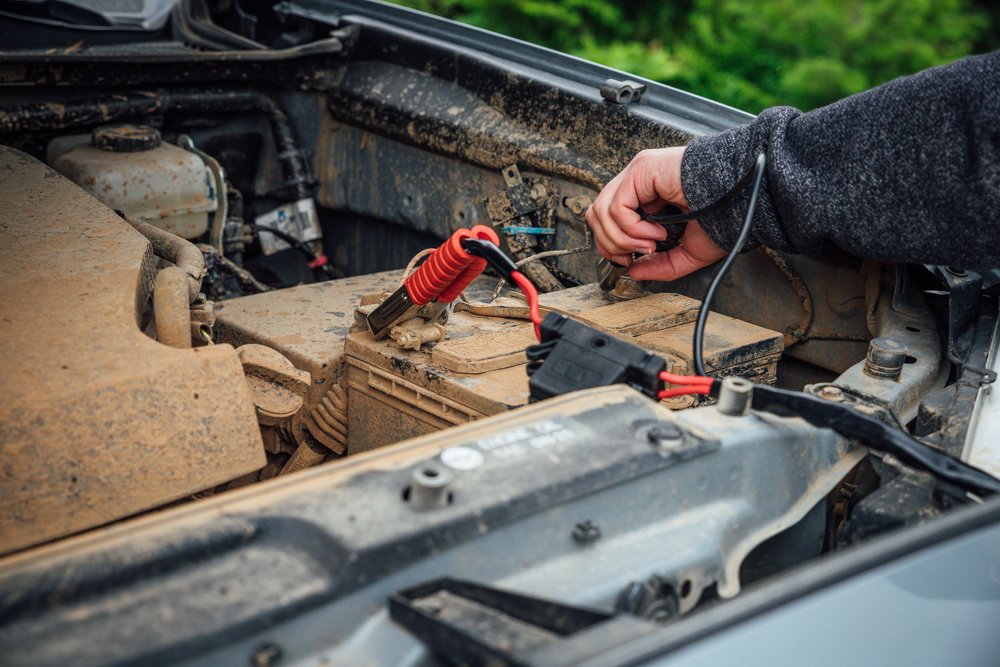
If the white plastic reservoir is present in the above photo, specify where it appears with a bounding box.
[49,124,217,239]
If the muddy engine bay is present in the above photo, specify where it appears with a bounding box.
[1,4,997,665]
[0,121,790,554]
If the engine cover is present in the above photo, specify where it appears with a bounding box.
[0,147,264,556]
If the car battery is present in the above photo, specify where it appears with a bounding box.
[214,269,406,458]
[344,284,783,453]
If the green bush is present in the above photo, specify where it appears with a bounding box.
[390,0,993,113]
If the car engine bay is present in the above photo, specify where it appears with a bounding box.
[0,2,998,666]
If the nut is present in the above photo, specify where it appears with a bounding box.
[564,195,591,217]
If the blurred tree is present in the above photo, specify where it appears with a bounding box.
[673,0,988,110]
[396,0,627,45]
[391,0,992,113]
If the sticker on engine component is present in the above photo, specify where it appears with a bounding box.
[471,418,587,461]
[255,198,322,255]
[501,225,556,235]
[439,446,485,471]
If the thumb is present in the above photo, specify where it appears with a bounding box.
[628,245,712,281]
[627,221,725,281]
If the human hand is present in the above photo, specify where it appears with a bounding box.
[585,146,725,281]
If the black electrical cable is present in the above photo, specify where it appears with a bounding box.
[635,152,999,496]
[749,384,1000,497]
[638,152,764,225]
[460,237,519,277]
[693,152,767,375]
[253,224,337,278]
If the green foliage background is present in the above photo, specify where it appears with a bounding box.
[389,0,998,113]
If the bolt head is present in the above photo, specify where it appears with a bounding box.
[648,422,684,445]
[818,386,844,401]
[864,337,907,379]
[572,520,601,544]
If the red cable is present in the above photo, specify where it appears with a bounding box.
[658,371,714,400]
[510,269,543,341]
[406,228,476,305]
[660,371,713,387]
[437,225,500,303]
[658,385,712,399]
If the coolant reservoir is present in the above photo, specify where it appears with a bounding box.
[49,124,216,239]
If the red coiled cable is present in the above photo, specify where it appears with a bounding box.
[406,226,502,305]
[437,225,500,303]
[405,228,475,305]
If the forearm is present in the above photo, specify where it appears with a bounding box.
[681,50,1000,268]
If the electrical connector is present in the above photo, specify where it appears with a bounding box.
[526,313,666,401]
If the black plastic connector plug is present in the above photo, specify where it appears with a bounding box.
[527,313,666,401]
[460,237,519,278]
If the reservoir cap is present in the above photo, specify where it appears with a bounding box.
[92,124,162,152]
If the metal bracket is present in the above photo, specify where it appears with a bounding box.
[486,164,538,223]
[954,363,998,391]
[487,166,565,292]
[807,383,907,429]
[930,265,984,363]
[389,578,657,667]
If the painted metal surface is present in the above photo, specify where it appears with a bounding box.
[647,518,1000,667]
[0,386,859,665]
[964,313,1000,477]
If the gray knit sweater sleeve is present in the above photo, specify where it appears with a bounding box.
[680,50,1000,268]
